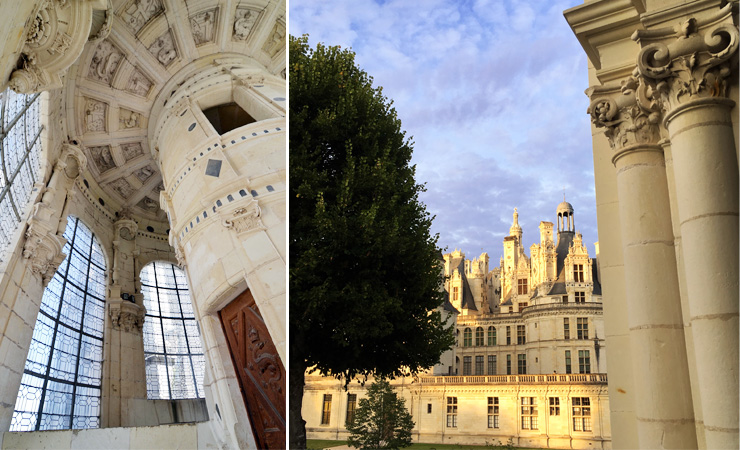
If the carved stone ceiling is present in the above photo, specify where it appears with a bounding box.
[67,0,286,224]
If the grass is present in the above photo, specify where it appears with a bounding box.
[306,439,537,450]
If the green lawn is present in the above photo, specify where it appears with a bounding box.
[306,439,537,450]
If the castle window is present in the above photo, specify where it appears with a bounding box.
[579,350,591,374]
[506,326,511,345]
[517,278,528,295]
[202,102,256,134]
[427,403,432,414]
[488,355,497,375]
[549,397,560,415]
[517,325,526,345]
[475,327,484,346]
[520,397,538,430]
[452,286,459,301]
[573,397,592,431]
[446,397,458,427]
[518,354,527,374]
[564,318,570,340]
[488,397,499,428]
[0,89,42,262]
[488,326,496,346]
[475,356,484,375]
[321,394,332,425]
[574,264,584,282]
[577,318,589,339]
[463,356,472,375]
[574,291,585,303]
[11,217,106,431]
[346,393,356,426]
[141,261,205,399]
[563,295,568,303]
[565,350,572,374]
[506,354,511,375]
[463,328,472,347]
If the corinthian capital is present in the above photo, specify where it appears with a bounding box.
[634,7,738,110]
[587,74,663,150]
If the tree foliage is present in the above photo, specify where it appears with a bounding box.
[346,380,414,450]
[289,35,455,448]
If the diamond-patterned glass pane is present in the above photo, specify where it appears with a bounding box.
[10,217,106,431]
[141,261,204,399]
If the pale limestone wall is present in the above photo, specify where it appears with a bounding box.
[0,422,217,450]
[304,374,611,449]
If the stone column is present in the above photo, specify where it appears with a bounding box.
[636,15,739,449]
[101,214,147,427]
[150,56,285,450]
[588,76,697,449]
[0,142,86,429]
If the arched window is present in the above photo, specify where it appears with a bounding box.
[0,88,42,261]
[463,328,472,347]
[475,327,484,346]
[488,326,497,346]
[11,217,107,431]
[141,261,204,399]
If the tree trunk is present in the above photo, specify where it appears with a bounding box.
[289,359,308,449]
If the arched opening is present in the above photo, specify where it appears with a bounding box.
[11,216,106,431]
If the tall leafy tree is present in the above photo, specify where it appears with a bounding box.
[346,380,414,450]
[290,35,454,449]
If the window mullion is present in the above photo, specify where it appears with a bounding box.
[153,262,173,399]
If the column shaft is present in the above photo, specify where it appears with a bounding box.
[664,98,739,449]
[614,145,697,449]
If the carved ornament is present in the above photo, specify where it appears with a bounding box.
[634,12,739,110]
[587,74,663,151]
[115,218,138,241]
[108,298,145,332]
[9,0,105,93]
[23,220,67,284]
[221,203,264,236]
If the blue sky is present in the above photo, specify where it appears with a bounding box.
[291,0,598,262]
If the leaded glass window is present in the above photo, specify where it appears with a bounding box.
[11,217,106,431]
[0,88,42,262]
[141,261,204,399]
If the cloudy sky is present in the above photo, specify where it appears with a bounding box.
[290,0,599,263]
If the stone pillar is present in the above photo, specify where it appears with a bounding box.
[588,76,697,449]
[636,15,739,449]
[0,142,85,429]
[150,55,285,449]
[102,214,147,427]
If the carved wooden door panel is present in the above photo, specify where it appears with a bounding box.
[219,290,285,449]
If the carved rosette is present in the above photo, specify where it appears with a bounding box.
[108,299,145,333]
[9,0,106,94]
[115,218,138,241]
[587,75,663,152]
[221,203,265,236]
[634,12,739,112]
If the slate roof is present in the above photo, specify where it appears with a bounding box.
[447,254,478,311]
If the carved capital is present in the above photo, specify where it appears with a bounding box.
[115,218,138,241]
[108,298,145,333]
[60,141,87,179]
[587,75,663,150]
[9,0,105,93]
[221,202,264,236]
[23,220,67,284]
[634,10,738,111]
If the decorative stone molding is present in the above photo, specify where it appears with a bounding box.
[587,74,664,153]
[221,203,264,237]
[115,218,138,241]
[108,298,145,332]
[23,141,87,283]
[634,8,739,111]
[9,0,107,93]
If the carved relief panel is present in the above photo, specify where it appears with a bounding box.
[126,68,153,97]
[148,31,178,67]
[220,290,285,450]
[190,8,218,46]
[233,7,260,41]
[84,99,108,133]
[262,22,285,58]
[89,145,116,173]
[121,142,144,162]
[88,40,123,85]
[121,0,164,35]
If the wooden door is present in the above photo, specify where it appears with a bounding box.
[219,290,285,449]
